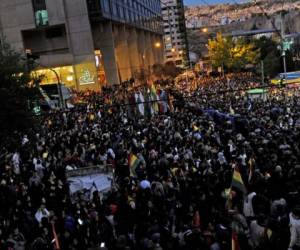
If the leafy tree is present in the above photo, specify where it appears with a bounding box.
[163,61,182,78]
[207,33,231,72]
[253,37,281,78]
[0,40,38,149]
[207,33,260,72]
[152,63,165,78]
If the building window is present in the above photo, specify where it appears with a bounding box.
[45,26,63,38]
[35,10,49,26]
[101,0,110,13]
[32,0,49,26]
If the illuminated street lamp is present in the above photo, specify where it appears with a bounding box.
[155,42,161,48]
[202,27,208,33]
[171,48,176,53]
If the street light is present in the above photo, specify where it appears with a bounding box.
[142,43,163,77]
[202,27,208,33]
[154,42,161,48]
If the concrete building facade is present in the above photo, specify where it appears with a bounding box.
[161,0,189,68]
[0,0,164,90]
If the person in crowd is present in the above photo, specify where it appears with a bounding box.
[0,72,300,249]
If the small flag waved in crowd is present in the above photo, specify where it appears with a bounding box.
[248,157,255,183]
[150,83,159,113]
[128,153,139,177]
[51,221,60,250]
[231,167,246,194]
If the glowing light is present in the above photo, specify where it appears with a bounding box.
[66,75,73,82]
[202,27,208,33]
[154,42,161,48]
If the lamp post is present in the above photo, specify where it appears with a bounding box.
[142,42,162,76]
[25,49,65,110]
[49,68,65,110]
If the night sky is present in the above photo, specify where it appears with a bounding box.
[184,0,244,6]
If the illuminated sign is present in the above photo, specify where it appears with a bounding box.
[79,69,95,85]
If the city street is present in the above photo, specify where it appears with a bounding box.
[1,0,300,250]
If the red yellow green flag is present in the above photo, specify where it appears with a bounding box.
[128,153,139,176]
[231,167,246,194]
[248,157,255,183]
[150,84,159,113]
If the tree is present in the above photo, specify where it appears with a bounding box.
[0,40,38,149]
[152,63,164,78]
[207,33,231,72]
[163,61,181,78]
[207,33,260,73]
[253,37,281,78]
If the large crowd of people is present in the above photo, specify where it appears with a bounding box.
[1,73,300,250]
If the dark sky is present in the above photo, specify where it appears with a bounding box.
[184,0,243,5]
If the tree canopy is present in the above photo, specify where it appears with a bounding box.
[207,33,260,72]
[0,40,38,148]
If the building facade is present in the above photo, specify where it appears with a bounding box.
[161,0,189,68]
[0,0,164,90]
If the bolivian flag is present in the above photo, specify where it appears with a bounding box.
[150,84,159,113]
[128,153,139,176]
[231,167,246,194]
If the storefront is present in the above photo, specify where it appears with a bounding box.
[32,66,76,88]
[32,50,107,91]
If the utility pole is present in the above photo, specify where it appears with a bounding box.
[261,60,264,85]
[49,68,65,110]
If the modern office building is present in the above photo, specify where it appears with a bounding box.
[0,0,164,90]
[161,0,189,68]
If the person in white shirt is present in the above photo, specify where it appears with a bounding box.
[243,191,256,218]
[289,208,300,250]
[34,159,45,179]
[35,204,50,223]
[12,152,20,175]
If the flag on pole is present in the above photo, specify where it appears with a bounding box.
[51,221,60,250]
[248,157,255,183]
[128,153,139,176]
[150,84,159,113]
[231,167,246,194]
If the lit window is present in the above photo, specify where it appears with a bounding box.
[32,0,48,26]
